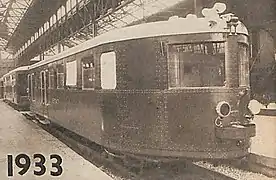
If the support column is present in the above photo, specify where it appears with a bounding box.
[250,28,276,101]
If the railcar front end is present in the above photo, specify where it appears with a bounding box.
[164,34,255,159]
[104,35,256,160]
[103,15,256,160]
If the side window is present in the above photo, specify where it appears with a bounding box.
[82,55,95,89]
[11,75,15,87]
[100,51,116,89]
[49,64,57,89]
[31,73,35,100]
[11,75,15,95]
[66,60,77,87]
[27,74,31,97]
[57,61,65,89]
[40,71,45,104]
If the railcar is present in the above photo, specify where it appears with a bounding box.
[0,78,3,99]
[27,7,258,160]
[2,66,30,110]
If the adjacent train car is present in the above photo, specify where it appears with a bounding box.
[2,66,30,110]
[0,78,4,99]
[27,9,257,160]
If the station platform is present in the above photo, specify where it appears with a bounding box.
[249,113,276,177]
[0,101,113,180]
[259,103,276,116]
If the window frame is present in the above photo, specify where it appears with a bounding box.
[100,51,117,90]
[48,62,57,90]
[167,41,226,89]
[27,74,31,98]
[40,71,45,104]
[56,60,65,89]
[31,73,35,101]
[81,55,96,90]
[65,60,78,88]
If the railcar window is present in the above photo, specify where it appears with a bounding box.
[238,43,249,87]
[11,75,15,88]
[11,75,15,98]
[40,71,45,103]
[57,61,65,89]
[168,42,225,88]
[66,60,77,87]
[27,74,31,97]
[100,52,116,89]
[82,56,95,89]
[49,65,57,89]
[31,73,35,100]
[45,71,49,104]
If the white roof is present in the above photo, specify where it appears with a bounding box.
[29,14,248,69]
[2,65,30,78]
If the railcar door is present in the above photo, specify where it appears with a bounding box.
[0,80,3,99]
[40,70,50,117]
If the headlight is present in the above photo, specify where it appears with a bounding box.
[216,101,231,118]
[248,99,262,115]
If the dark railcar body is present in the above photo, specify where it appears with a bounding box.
[27,14,256,160]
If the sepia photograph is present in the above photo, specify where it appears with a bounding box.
[0,0,275,179]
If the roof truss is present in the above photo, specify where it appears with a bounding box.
[0,0,32,50]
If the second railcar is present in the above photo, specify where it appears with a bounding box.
[27,9,257,160]
[0,78,3,99]
[2,66,30,110]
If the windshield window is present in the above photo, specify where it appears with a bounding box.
[168,42,225,88]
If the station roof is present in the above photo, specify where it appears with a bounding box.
[0,0,32,50]
[1,0,276,55]
[3,0,66,51]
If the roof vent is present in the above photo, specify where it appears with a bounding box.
[186,14,197,19]
[202,2,227,19]
[168,16,179,21]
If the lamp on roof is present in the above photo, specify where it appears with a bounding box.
[226,14,239,35]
